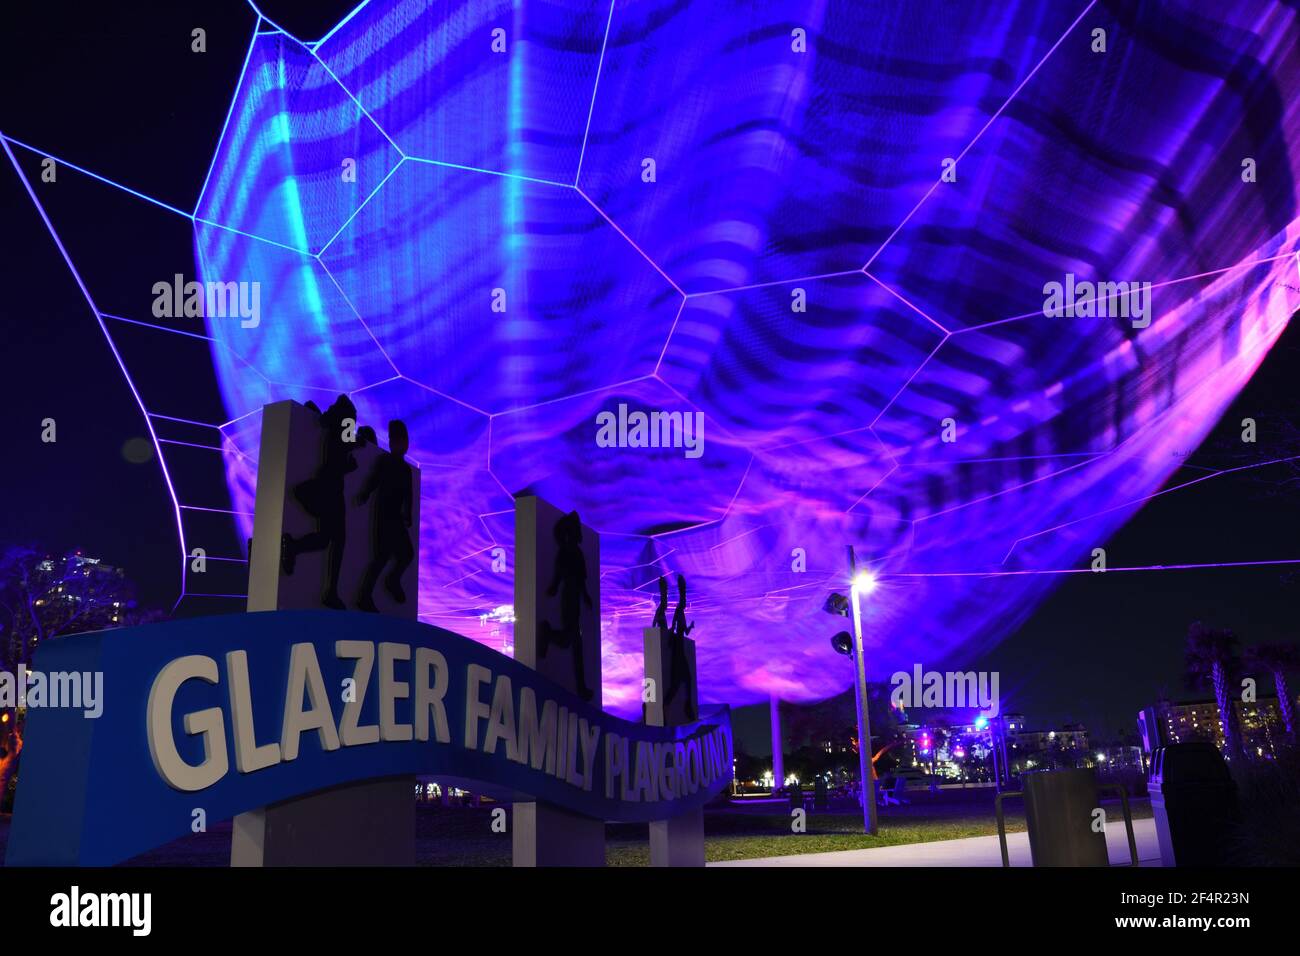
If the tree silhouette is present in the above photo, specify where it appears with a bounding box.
[1185,622,1244,760]
[0,545,158,808]
[1245,641,1300,745]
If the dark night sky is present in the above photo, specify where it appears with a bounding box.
[3,1,1298,746]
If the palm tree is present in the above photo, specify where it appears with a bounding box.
[1245,642,1300,745]
[1185,622,1243,760]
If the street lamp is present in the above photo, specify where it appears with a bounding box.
[847,548,879,835]
[853,569,879,596]
[823,550,879,835]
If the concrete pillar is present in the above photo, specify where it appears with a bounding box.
[511,496,605,867]
[644,626,704,866]
[233,400,418,866]
[770,695,784,793]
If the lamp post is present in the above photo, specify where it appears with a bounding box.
[769,694,784,795]
[1001,717,1012,782]
[989,717,1002,793]
[847,546,879,836]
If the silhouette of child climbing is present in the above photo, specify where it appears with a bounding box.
[538,510,595,701]
[652,574,669,631]
[664,573,696,721]
[281,395,358,610]
[355,419,415,612]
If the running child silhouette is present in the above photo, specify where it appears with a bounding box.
[281,395,358,609]
[538,510,595,701]
[355,419,415,612]
[664,573,696,721]
[652,574,669,630]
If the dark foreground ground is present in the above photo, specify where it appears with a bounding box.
[0,788,1152,866]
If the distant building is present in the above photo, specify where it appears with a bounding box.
[1010,723,1088,755]
[891,722,920,768]
[1001,713,1027,734]
[1096,743,1145,770]
[28,552,132,627]
[1142,696,1295,758]
[892,714,1098,778]
[1001,721,1091,773]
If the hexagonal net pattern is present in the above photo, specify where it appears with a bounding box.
[45,0,1300,712]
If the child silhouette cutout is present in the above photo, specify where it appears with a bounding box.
[538,510,595,701]
[652,574,669,631]
[281,395,358,609]
[355,419,415,613]
[664,573,696,721]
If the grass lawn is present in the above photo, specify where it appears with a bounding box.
[0,791,1153,867]
[606,812,1012,866]
[605,792,1153,866]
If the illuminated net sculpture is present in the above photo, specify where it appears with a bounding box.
[8,0,1300,712]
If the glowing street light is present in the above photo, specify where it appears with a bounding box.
[847,547,879,836]
[823,551,881,834]
[852,570,879,597]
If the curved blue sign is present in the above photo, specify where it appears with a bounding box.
[6,610,733,865]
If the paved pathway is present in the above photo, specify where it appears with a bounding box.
[710,817,1161,867]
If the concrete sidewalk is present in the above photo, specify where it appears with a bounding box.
[710,817,1161,867]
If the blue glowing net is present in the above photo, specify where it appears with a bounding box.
[10,0,1300,712]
